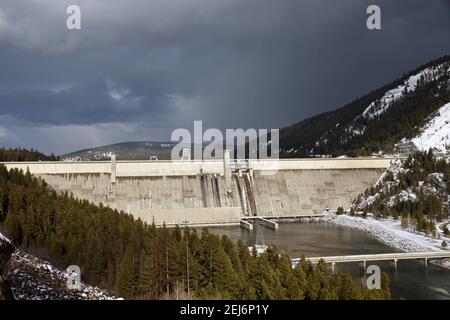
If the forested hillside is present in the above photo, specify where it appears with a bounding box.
[0,165,390,300]
[280,56,450,157]
[353,151,450,236]
[0,148,59,162]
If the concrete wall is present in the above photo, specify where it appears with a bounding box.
[37,173,244,225]
[251,169,385,216]
[249,158,394,171]
[132,208,242,227]
[1,158,394,226]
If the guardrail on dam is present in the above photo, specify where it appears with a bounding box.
[1,154,397,227]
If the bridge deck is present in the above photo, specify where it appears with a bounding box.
[241,214,326,220]
[293,251,450,264]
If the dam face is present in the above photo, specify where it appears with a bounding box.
[2,157,393,226]
[251,169,385,217]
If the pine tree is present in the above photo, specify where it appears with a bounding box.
[0,161,392,300]
[117,250,137,299]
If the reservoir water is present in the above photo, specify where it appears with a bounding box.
[206,221,450,300]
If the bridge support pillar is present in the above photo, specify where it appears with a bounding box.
[111,154,117,184]
[258,218,279,230]
[331,263,336,272]
[359,261,367,271]
[423,257,428,268]
[240,219,253,231]
[392,259,398,270]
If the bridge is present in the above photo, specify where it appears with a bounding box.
[292,251,450,271]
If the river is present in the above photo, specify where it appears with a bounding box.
[205,221,450,300]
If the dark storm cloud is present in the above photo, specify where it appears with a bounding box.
[0,0,449,153]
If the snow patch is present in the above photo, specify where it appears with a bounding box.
[0,232,11,244]
[411,102,450,154]
[362,65,446,119]
[7,251,121,300]
[323,214,450,253]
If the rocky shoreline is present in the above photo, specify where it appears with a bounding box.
[0,233,14,300]
[321,214,450,269]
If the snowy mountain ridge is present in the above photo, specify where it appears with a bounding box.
[279,56,450,157]
[317,61,450,153]
[362,64,449,120]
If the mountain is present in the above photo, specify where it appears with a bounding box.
[280,56,450,157]
[399,102,450,154]
[62,141,223,161]
[351,150,450,248]
[62,141,177,161]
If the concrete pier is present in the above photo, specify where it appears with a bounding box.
[258,218,279,230]
[111,155,117,184]
[359,261,367,271]
[223,150,231,192]
[240,219,254,231]
[392,259,398,269]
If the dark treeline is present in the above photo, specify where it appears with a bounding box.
[0,148,59,162]
[355,151,450,235]
[0,165,390,300]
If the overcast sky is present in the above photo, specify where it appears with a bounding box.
[0,0,449,154]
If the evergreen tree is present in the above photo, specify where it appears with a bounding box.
[117,250,137,298]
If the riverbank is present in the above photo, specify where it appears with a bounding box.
[321,214,450,269]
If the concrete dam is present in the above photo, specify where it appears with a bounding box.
[2,154,394,227]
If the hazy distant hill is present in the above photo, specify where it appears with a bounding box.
[62,141,177,161]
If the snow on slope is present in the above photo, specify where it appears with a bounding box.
[7,250,121,300]
[323,214,450,270]
[310,62,449,153]
[1,234,119,300]
[411,102,450,154]
[0,232,11,244]
[362,65,446,119]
